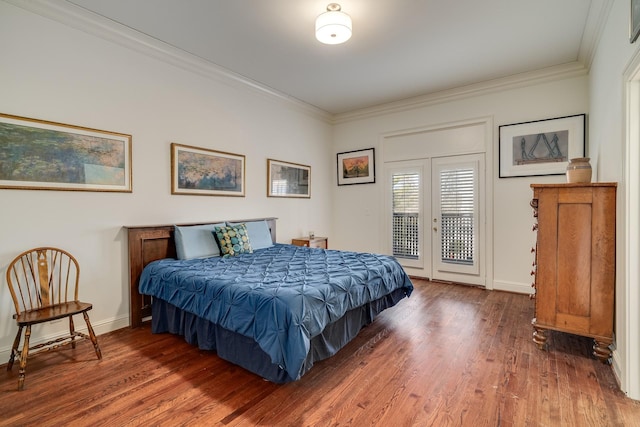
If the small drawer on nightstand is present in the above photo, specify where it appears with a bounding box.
[291,237,328,249]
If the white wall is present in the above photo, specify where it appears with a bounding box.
[588,0,640,400]
[331,75,589,295]
[0,2,333,357]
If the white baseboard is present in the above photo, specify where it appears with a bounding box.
[611,347,623,390]
[492,280,533,295]
[0,314,130,364]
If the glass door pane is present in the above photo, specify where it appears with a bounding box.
[432,155,481,278]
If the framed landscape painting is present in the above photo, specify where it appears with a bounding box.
[267,158,310,198]
[498,114,585,178]
[0,113,132,192]
[171,143,245,196]
[337,148,375,185]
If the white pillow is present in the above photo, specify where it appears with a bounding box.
[174,223,225,260]
[227,220,273,250]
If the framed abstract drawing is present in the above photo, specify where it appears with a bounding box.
[0,113,132,192]
[632,0,640,43]
[337,148,375,185]
[171,143,245,196]
[498,114,585,178]
[267,158,310,198]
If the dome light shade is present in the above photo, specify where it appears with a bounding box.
[315,3,352,45]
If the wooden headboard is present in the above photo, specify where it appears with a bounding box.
[125,217,277,328]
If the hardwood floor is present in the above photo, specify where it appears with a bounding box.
[1,279,639,426]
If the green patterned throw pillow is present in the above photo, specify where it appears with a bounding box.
[213,224,253,257]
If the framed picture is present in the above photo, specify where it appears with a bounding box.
[498,114,585,178]
[267,158,310,198]
[171,143,245,196]
[632,0,640,43]
[0,113,132,192]
[337,148,375,186]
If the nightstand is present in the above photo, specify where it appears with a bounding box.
[291,237,328,249]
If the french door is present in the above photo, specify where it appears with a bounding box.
[432,155,482,280]
[387,160,429,270]
[386,154,485,285]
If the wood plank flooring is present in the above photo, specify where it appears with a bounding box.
[1,279,639,426]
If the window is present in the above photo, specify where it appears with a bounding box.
[439,167,475,266]
[392,172,420,259]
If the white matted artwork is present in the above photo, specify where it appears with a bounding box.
[171,143,245,196]
[267,158,310,198]
[498,114,585,178]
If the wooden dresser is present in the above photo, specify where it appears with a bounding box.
[530,183,616,363]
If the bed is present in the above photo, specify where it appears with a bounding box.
[127,217,413,383]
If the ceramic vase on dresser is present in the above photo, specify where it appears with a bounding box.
[566,157,592,183]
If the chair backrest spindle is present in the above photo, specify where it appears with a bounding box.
[37,250,50,306]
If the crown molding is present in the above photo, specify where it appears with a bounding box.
[333,1,612,125]
[4,0,333,123]
[5,0,608,126]
[578,0,613,69]
[332,62,589,124]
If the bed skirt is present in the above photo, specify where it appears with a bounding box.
[151,287,408,383]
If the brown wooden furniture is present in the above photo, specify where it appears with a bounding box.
[530,183,616,363]
[6,247,102,390]
[291,236,328,249]
[126,217,277,328]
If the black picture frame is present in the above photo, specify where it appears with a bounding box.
[632,0,640,43]
[336,148,376,186]
[498,114,586,178]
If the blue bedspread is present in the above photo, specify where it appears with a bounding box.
[139,243,413,381]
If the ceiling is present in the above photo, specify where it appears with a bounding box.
[65,0,606,115]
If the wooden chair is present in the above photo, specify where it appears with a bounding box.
[6,247,102,390]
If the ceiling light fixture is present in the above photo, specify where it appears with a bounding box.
[315,3,352,45]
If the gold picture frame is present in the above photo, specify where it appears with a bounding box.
[171,143,245,196]
[267,158,310,198]
[0,113,132,192]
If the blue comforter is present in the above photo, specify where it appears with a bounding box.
[139,243,413,381]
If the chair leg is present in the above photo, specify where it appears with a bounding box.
[83,312,102,360]
[7,326,23,371]
[17,325,31,391]
[69,315,76,349]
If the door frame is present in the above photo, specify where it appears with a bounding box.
[621,48,640,400]
[431,154,485,285]
[380,116,493,288]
